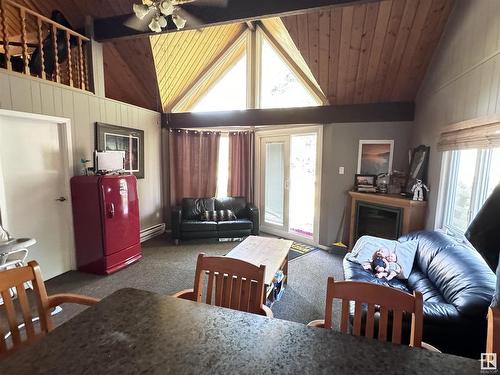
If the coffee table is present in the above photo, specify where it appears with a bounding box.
[225,235,293,302]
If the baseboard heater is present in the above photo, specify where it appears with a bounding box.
[140,223,166,243]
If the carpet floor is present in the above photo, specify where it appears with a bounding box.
[5,234,347,330]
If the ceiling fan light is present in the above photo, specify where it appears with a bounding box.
[148,17,162,33]
[157,15,168,28]
[172,13,187,30]
[159,0,174,16]
[133,3,150,19]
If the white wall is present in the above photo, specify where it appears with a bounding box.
[413,0,500,228]
[0,70,163,230]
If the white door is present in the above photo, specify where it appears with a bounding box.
[0,114,73,280]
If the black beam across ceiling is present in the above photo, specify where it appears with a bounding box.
[93,0,375,41]
[163,102,415,128]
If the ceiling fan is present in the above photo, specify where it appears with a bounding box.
[126,0,228,33]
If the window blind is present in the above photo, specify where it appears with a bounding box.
[438,115,500,151]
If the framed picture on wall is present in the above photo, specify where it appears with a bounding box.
[95,122,145,179]
[357,140,394,175]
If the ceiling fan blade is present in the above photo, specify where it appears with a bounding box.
[176,8,204,30]
[124,11,155,31]
[187,0,228,8]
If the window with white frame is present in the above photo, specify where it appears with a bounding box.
[441,147,500,235]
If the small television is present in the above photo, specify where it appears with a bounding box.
[95,151,125,174]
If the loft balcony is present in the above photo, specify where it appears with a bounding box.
[0,0,90,91]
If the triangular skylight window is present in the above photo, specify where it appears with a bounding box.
[260,38,321,109]
[190,53,247,112]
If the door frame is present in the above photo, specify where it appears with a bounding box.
[255,125,323,246]
[0,109,76,273]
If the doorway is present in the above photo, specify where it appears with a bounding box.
[0,110,74,280]
[256,127,322,245]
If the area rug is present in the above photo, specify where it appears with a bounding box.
[289,241,319,260]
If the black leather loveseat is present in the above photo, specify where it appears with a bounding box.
[343,230,496,358]
[171,197,259,242]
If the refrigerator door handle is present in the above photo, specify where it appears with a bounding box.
[107,203,115,218]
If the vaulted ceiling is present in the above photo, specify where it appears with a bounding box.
[5,0,455,114]
[282,0,454,105]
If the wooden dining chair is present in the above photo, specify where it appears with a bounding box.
[173,253,273,318]
[0,260,99,358]
[487,307,500,355]
[308,277,424,348]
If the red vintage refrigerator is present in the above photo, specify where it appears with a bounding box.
[70,175,142,274]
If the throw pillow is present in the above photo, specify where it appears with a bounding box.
[217,209,237,221]
[347,235,418,280]
[200,211,218,221]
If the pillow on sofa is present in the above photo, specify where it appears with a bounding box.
[347,235,418,279]
[200,211,218,221]
[217,209,237,221]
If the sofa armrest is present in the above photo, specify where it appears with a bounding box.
[171,206,182,239]
[247,203,259,235]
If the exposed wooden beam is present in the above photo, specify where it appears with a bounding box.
[163,102,415,128]
[246,21,256,31]
[93,0,377,42]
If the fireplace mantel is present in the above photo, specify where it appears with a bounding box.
[348,192,427,248]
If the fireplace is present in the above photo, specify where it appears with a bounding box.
[348,192,427,248]
[354,202,403,242]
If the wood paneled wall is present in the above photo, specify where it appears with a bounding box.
[413,0,500,229]
[0,69,163,230]
[282,0,454,105]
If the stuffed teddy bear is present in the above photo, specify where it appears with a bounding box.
[362,248,401,280]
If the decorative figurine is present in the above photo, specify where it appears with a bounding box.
[411,179,429,201]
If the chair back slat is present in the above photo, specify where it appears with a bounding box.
[0,261,53,356]
[324,277,423,348]
[1,290,22,346]
[352,301,362,336]
[378,306,389,341]
[0,326,6,353]
[192,253,266,315]
[221,275,233,308]
[339,299,349,333]
[230,277,243,310]
[15,285,36,339]
[391,310,403,344]
[365,304,375,338]
[214,272,223,306]
[205,271,215,305]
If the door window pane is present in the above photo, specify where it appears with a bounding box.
[289,134,316,238]
[260,38,320,109]
[264,143,284,226]
[450,149,477,231]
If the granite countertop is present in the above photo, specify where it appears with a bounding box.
[0,288,479,375]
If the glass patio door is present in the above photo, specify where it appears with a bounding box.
[259,132,319,242]
[261,136,289,232]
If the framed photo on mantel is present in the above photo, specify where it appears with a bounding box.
[357,140,394,176]
[95,122,145,179]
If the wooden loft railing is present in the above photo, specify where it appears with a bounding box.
[0,0,90,91]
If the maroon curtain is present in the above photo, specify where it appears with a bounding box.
[228,131,255,203]
[169,129,220,206]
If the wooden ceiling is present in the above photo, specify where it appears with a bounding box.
[7,0,160,111]
[282,0,454,105]
[151,23,246,112]
[4,0,456,113]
